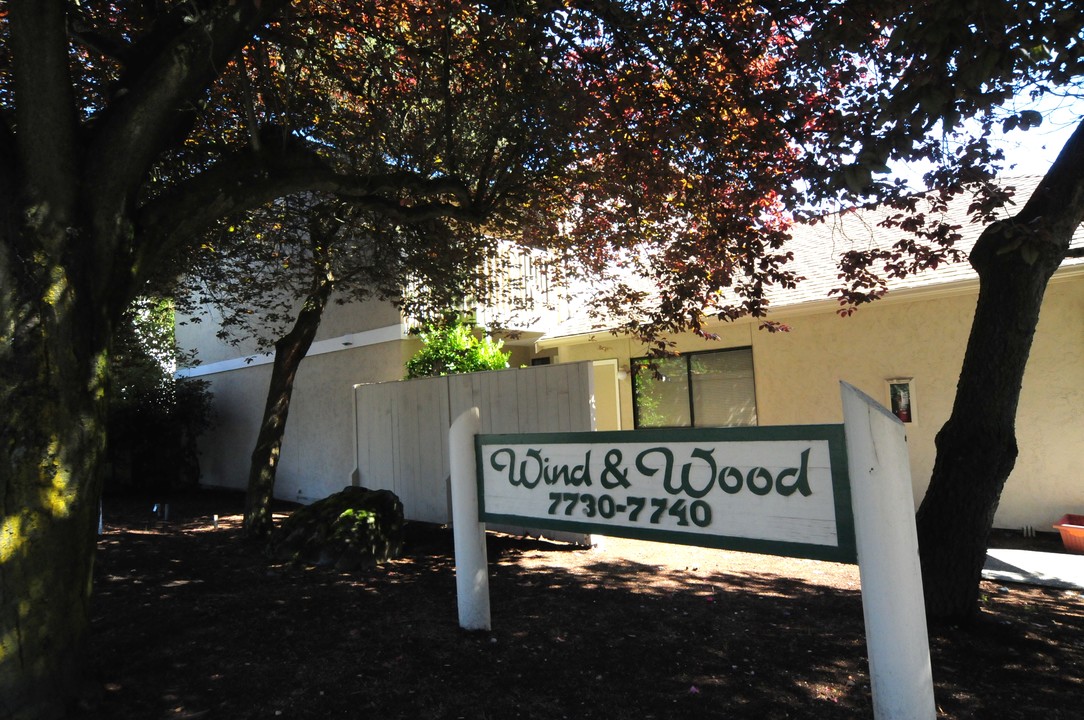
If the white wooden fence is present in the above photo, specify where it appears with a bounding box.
[352,362,597,524]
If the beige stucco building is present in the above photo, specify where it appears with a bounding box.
[179,177,1084,532]
[539,267,1084,531]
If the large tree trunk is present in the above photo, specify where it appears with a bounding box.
[916,120,1084,622]
[0,404,105,720]
[0,260,112,718]
[243,282,334,538]
[1,7,115,698]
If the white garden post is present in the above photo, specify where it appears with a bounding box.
[840,382,936,720]
[449,406,491,630]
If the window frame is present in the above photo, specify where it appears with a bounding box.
[631,346,757,430]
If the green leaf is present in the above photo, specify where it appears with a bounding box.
[405,322,510,379]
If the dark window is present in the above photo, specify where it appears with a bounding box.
[632,348,757,429]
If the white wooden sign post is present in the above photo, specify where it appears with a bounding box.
[449,407,490,630]
[448,382,935,719]
[840,382,936,719]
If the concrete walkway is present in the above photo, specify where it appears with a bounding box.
[983,548,1084,591]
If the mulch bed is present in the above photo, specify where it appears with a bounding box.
[77,489,1084,719]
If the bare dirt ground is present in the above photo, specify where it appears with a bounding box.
[77,489,1084,719]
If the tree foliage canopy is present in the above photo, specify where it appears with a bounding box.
[1,2,1081,347]
[2,1,836,340]
[770,0,1084,306]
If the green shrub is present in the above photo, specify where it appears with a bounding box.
[405,322,510,379]
[107,298,214,494]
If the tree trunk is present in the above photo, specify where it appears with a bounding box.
[916,120,1084,622]
[243,282,334,538]
[0,282,111,719]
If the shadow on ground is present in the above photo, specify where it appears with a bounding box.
[81,491,1084,720]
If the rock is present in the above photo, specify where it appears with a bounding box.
[268,486,404,568]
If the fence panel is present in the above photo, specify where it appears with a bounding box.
[354,362,596,524]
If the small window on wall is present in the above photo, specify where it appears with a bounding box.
[632,348,757,429]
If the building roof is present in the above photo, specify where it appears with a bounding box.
[541,176,1084,341]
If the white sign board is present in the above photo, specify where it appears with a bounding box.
[450,385,934,719]
[476,426,856,563]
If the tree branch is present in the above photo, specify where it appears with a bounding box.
[67,21,132,65]
[1015,117,1084,237]
[971,117,1084,270]
[135,146,481,283]
[83,0,291,230]
[74,0,294,312]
